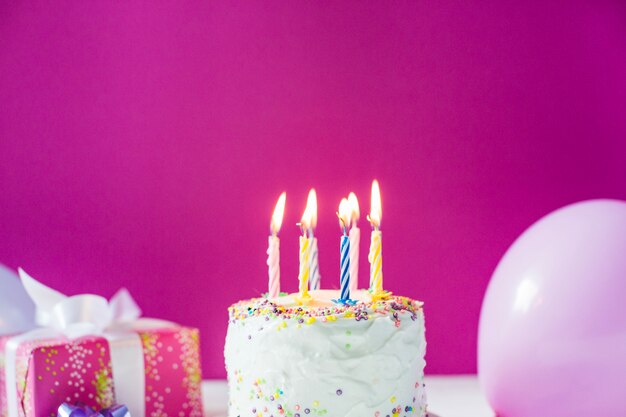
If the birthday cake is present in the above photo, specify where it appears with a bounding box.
[224,290,427,417]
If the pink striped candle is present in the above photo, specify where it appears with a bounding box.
[267,192,286,298]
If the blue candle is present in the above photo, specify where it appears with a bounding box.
[334,198,355,305]
[339,232,350,300]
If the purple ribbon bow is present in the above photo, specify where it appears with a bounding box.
[58,403,130,417]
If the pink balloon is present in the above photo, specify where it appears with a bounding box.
[478,199,626,417]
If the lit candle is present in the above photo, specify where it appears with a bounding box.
[335,198,354,304]
[368,180,391,301]
[267,192,286,299]
[347,192,360,292]
[296,194,315,304]
[307,189,321,291]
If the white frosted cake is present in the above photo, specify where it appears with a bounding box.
[225,290,427,417]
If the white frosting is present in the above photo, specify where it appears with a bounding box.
[225,290,427,417]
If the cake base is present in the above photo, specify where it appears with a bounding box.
[225,290,427,417]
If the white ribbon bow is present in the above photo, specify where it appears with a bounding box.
[20,268,142,337]
[5,269,168,417]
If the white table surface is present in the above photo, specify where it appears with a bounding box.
[203,375,494,417]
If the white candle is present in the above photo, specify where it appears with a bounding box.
[347,192,360,292]
[309,235,320,290]
[307,189,321,291]
[267,192,286,299]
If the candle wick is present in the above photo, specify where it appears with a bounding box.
[366,214,379,231]
[337,213,349,235]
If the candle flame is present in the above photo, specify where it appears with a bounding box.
[369,180,382,228]
[307,189,318,229]
[300,189,316,232]
[270,192,286,235]
[338,198,351,230]
[348,192,360,224]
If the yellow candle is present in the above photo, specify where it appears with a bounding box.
[368,179,391,301]
[297,234,312,302]
[296,192,315,304]
[369,229,383,293]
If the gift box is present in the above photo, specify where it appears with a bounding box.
[0,270,203,417]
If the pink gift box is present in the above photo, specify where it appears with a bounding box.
[0,327,203,417]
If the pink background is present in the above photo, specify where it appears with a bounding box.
[1,1,626,378]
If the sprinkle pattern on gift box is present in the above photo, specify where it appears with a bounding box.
[17,337,114,417]
[0,327,203,417]
[0,336,10,417]
[139,328,202,417]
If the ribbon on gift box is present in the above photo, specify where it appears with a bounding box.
[57,402,130,417]
[5,269,175,417]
